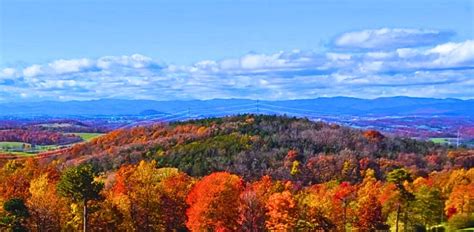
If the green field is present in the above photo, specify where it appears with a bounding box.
[0,133,103,157]
[1,151,37,157]
[0,141,29,149]
[430,138,453,144]
[0,141,60,156]
[68,133,104,141]
[0,142,36,156]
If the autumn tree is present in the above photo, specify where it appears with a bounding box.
[332,181,356,230]
[121,162,166,231]
[240,176,279,231]
[28,174,66,231]
[57,164,104,232]
[355,169,388,231]
[158,169,194,231]
[87,197,126,232]
[363,130,385,143]
[0,160,38,200]
[240,191,266,231]
[266,191,298,231]
[445,183,474,217]
[387,168,413,232]
[296,186,335,231]
[355,195,385,231]
[186,172,243,231]
[126,162,192,231]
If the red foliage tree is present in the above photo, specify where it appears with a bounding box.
[355,195,385,231]
[186,172,243,231]
[363,130,385,143]
[332,182,356,230]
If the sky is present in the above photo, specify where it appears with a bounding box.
[0,0,473,102]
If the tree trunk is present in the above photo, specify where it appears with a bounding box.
[343,200,347,232]
[395,203,401,232]
[404,207,408,232]
[83,199,88,232]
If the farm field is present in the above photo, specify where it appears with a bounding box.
[430,137,454,144]
[0,132,104,157]
[0,151,36,157]
[68,132,104,141]
[0,141,27,149]
[0,141,60,156]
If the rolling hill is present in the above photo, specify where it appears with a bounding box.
[40,114,458,182]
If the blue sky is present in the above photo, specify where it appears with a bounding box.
[0,0,473,102]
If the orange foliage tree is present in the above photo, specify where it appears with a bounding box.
[363,130,385,143]
[445,183,474,217]
[186,172,243,231]
[265,191,298,231]
[355,195,385,230]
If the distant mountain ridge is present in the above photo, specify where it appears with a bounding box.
[1,97,473,117]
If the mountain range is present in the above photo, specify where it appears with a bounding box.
[1,97,473,117]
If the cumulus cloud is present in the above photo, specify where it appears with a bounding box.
[15,54,163,79]
[428,40,474,66]
[172,50,324,75]
[48,58,93,74]
[0,68,17,80]
[1,68,16,76]
[333,28,453,50]
[96,54,159,69]
[23,65,43,77]
[1,30,473,102]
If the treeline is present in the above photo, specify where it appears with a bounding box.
[0,129,82,145]
[0,159,473,231]
[0,119,111,133]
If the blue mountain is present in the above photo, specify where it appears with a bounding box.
[0,97,473,117]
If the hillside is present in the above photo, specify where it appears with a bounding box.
[40,114,463,183]
[1,115,474,231]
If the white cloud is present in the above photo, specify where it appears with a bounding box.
[48,58,93,74]
[23,65,42,77]
[38,80,78,89]
[1,32,473,102]
[96,54,157,69]
[240,53,286,69]
[396,48,418,58]
[326,53,352,61]
[182,50,323,74]
[334,28,452,50]
[16,54,162,78]
[0,68,17,78]
[428,40,474,66]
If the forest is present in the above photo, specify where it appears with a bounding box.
[0,129,82,146]
[0,115,473,231]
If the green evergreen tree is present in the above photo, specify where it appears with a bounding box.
[1,198,29,232]
[387,168,414,232]
[57,164,103,232]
